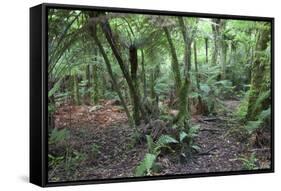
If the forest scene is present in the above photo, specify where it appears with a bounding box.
[47,8,272,182]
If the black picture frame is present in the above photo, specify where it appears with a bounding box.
[30,3,274,187]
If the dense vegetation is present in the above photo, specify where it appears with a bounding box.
[47,9,272,182]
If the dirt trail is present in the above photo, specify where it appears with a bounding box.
[49,99,270,182]
[160,100,245,175]
[49,101,146,181]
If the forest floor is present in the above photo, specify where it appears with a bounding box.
[48,99,271,182]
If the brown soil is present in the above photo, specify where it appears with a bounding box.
[48,100,271,182]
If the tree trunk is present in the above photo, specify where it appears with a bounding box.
[212,19,227,79]
[163,26,182,97]
[72,72,80,105]
[129,45,141,125]
[99,18,147,125]
[247,23,270,121]
[90,28,135,129]
[141,49,147,98]
[85,64,92,105]
[178,17,194,114]
[211,19,223,66]
[219,30,227,79]
[93,62,99,104]
[205,37,208,64]
[194,40,203,113]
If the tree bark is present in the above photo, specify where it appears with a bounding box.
[91,28,135,129]
[163,26,182,97]
[85,64,92,105]
[193,40,203,111]
[93,61,99,104]
[211,19,221,66]
[140,49,147,98]
[205,37,208,64]
[129,45,141,125]
[212,19,227,79]
[247,23,271,120]
[99,18,147,125]
[72,72,80,105]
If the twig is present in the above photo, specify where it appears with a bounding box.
[249,148,271,152]
[197,147,218,156]
[200,128,222,132]
[201,117,220,121]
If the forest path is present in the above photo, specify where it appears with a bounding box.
[160,99,246,174]
[49,99,266,182]
[50,101,146,181]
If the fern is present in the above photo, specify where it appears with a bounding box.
[146,135,156,153]
[48,79,62,98]
[252,90,270,112]
[245,121,262,133]
[259,106,271,121]
[49,128,70,145]
[179,131,188,142]
[135,153,157,176]
[245,107,271,133]
[156,135,178,145]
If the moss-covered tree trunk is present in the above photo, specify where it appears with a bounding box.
[247,23,271,120]
[205,37,208,64]
[140,49,147,98]
[98,17,148,125]
[211,19,220,65]
[219,21,227,80]
[163,26,182,97]
[90,27,135,129]
[91,47,100,104]
[88,12,136,128]
[129,45,141,125]
[85,64,92,105]
[72,72,80,105]
[193,40,203,113]
[92,62,99,104]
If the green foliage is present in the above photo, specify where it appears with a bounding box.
[137,122,200,175]
[180,124,200,153]
[49,128,70,145]
[48,154,64,167]
[179,131,188,142]
[48,80,62,98]
[135,134,178,176]
[47,9,272,180]
[239,153,258,170]
[48,104,55,114]
[154,74,173,96]
[135,153,157,176]
[235,92,249,120]
[200,83,211,94]
[89,143,101,158]
[187,124,200,139]
[245,121,262,134]
[197,65,235,114]
[245,106,271,133]
[64,150,86,173]
[156,135,178,145]
[259,106,271,121]
[252,90,270,114]
[146,134,177,155]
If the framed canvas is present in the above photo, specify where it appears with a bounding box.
[30,3,274,187]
